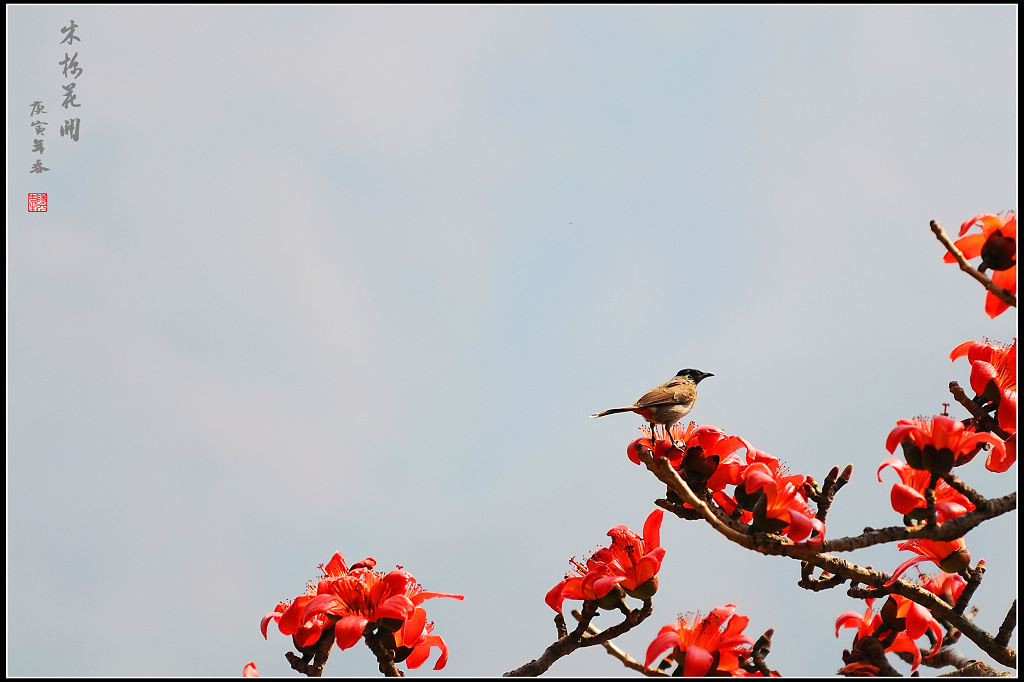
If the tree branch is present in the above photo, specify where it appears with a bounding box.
[640,451,1016,668]
[571,609,668,676]
[503,599,653,676]
[931,220,1016,309]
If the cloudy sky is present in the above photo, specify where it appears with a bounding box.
[7,5,1017,677]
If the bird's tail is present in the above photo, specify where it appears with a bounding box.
[590,407,636,418]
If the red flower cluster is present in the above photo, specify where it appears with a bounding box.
[644,604,755,676]
[629,423,750,489]
[546,510,665,612]
[629,424,825,545]
[886,415,1006,474]
[915,569,967,607]
[881,417,983,585]
[950,338,1017,471]
[877,457,974,524]
[710,444,825,545]
[944,212,1017,318]
[836,595,943,672]
[261,552,463,671]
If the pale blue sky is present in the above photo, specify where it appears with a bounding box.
[7,5,1017,676]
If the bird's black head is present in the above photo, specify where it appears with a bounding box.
[676,368,714,384]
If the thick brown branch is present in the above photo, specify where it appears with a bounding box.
[802,553,1016,669]
[640,452,1016,668]
[820,493,1016,554]
[939,660,1015,676]
[645,449,1015,557]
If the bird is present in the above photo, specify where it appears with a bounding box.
[591,369,714,448]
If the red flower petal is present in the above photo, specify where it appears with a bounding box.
[376,594,415,622]
[891,482,926,515]
[300,594,339,626]
[643,509,664,550]
[949,232,986,260]
[680,644,715,677]
[970,360,999,396]
[545,579,568,612]
[334,615,369,650]
[410,590,464,606]
[986,434,1015,472]
[998,390,1017,435]
[644,631,681,668]
[280,595,317,635]
[427,634,450,670]
[949,340,975,361]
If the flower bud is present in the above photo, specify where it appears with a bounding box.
[938,547,971,575]
[624,576,659,600]
[597,584,628,610]
[980,230,1016,271]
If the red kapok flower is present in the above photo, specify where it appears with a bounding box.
[645,604,754,676]
[951,338,1017,439]
[879,594,944,658]
[304,567,462,653]
[262,594,328,649]
[944,212,1017,318]
[391,606,451,671]
[263,552,462,670]
[739,462,825,544]
[876,456,974,523]
[673,424,752,490]
[886,415,1006,474]
[243,662,259,677]
[836,599,882,642]
[628,424,683,465]
[261,553,382,649]
[835,597,936,672]
[915,570,967,607]
[886,538,971,586]
[546,509,665,612]
[710,444,786,520]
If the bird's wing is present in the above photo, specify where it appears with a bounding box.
[634,388,673,408]
[634,382,694,408]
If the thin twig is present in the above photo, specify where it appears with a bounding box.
[942,472,989,509]
[571,609,668,676]
[364,631,404,677]
[949,381,1012,440]
[996,600,1017,648]
[953,562,986,616]
[284,628,335,677]
[931,220,1016,308]
[503,599,653,676]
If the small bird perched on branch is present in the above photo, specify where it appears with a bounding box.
[591,369,714,447]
